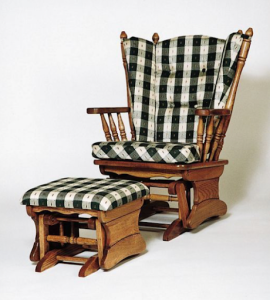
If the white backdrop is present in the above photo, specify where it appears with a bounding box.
[1,0,270,299]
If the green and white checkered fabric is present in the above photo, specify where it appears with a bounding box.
[21,178,149,211]
[123,37,156,142]
[155,35,226,143]
[212,33,244,108]
[122,33,245,143]
[92,141,200,164]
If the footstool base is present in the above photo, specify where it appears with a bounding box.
[26,198,145,276]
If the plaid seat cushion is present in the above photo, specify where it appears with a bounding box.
[21,178,149,211]
[92,141,200,164]
[122,33,245,143]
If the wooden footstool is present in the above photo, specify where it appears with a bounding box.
[21,177,149,277]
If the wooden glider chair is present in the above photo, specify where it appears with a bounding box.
[87,28,253,241]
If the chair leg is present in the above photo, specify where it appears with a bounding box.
[186,178,227,229]
[26,206,40,262]
[187,199,227,229]
[163,219,187,241]
[162,177,226,239]
[139,200,170,220]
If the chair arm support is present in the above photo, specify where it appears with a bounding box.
[195,108,231,116]
[86,106,132,141]
[87,107,130,114]
[196,108,231,162]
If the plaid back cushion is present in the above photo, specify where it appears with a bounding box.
[123,37,156,141]
[212,33,244,108]
[122,33,244,143]
[155,35,225,143]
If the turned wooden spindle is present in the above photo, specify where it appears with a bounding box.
[117,113,127,140]
[209,117,225,161]
[47,235,97,246]
[197,116,204,158]
[70,222,74,238]
[59,221,64,247]
[108,113,120,141]
[214,116,230,160]
[152,32,159,44]
[202,116,214,162]
[100,113,112,141]
[226,28,253,110]
[120,31,136,141]
[215,28,253,160]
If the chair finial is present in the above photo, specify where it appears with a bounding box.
[245,28,253,37]
[120,31,127,39]
[152,33,159,44]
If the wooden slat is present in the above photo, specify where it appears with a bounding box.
[209,117,225,161]
[56,255,88,263]
[117,113,127,140]
[197,116,204,157]
[87,107,130,114]
[195,108,231,116]
[94,158,228,170]
[32,206,98,217]
[100,113,112,141]
[144,194,178,202]
[47,235,98,246]
[108,113,120,141]
[202,116,214,162]
[56,216,94,224]
[139,222,169,228]
[153,207,179,213]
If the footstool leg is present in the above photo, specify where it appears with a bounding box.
[36,245,85,272]
[98,199,146,270]
[78,254,100,277]
[39,214,50,259]
[26,206,40,262]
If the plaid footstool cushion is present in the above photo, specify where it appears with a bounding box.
[92,141,200,164]
[21,178,149,211]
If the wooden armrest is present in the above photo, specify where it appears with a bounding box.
[195,108,231,116]
[87,107,130,114]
